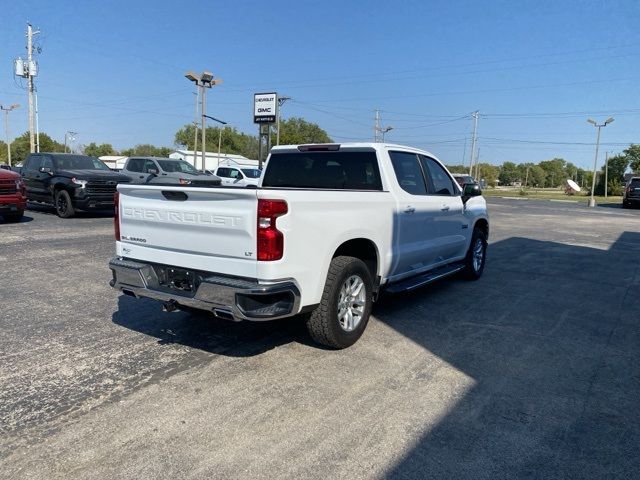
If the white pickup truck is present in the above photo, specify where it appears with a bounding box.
[109,143,489,348]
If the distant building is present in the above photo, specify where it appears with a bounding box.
[170,150,258,171]
[99,155,128,170]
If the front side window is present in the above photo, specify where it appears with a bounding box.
[229,169,242,179]
[157,160,197,174]
[389,151,427,195]
[127,159,144,173]
[143,160,157,173]
[41,157,53,170]
[217,168,231,178]
[422,156,456,196]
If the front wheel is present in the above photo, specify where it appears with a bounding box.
[54,190,75,218]
[461,227,487,280]
[306,256,373,349]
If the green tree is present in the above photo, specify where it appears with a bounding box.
[623,144,640,173]
[595,154,628,195]
[476,163,500,187]
[9,131,65,164]
[120,144,172,157]
[0,140,7,165]
[529,165,547,187]
[277,117,332,145]
[84,142,117,157]
[499,161,520,185]
[538,158,566,188]
[174,124,259,159]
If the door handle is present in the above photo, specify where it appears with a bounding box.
[441,205,450,211]
[404,207,415,214]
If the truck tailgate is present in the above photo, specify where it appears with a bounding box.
[116,185,258,278]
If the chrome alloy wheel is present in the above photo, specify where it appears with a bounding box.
[472,238,484,272]
[337,275,366,332]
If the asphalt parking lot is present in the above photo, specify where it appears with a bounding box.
[1,198,639,479]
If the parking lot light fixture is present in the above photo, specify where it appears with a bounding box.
[184,71,223,170]
[587,117,614,207]
[1,103,20,166]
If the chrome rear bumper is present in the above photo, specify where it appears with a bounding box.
[109,257,301,321]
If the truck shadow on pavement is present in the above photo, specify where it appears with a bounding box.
[111,232,640,478]
[375,231,640,478]
[112,296,310,357]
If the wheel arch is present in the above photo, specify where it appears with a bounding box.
[332,238,380,286]
[473,218,489,239]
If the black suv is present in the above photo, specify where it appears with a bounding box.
[623,176,640,209]
[22,153,131,218]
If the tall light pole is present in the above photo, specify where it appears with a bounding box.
[276,96,291,146]
[1,104,19,166]
[468,111,479,176]
[64,131,77,153]
[185,71,223,170]
[587,117,614,207]
[380,126,393,142]
[192,91,199,160]
[204,115,227,165]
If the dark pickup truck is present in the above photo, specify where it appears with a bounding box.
[22,153,131,218]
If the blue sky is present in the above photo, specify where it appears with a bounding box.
[1,0,639,168]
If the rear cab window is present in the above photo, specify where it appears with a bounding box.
[262,150,383,190]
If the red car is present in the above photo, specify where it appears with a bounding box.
[0,168,26,222]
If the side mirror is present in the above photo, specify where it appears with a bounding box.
[148,168,158,176]
[39,166,53,175]
[462,183,481,202]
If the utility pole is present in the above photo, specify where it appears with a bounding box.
[26,24,38,153]
[524,166,530,188]
[604,151,609,198]
[1,104,19,166]
[474,148,481,183]
[276,96,291,146]
[468,111,479,176]
[374,109,381,142]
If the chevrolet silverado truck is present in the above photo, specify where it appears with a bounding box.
[109,143,489,348]
[0,168,26,222]
[22,153,131,218]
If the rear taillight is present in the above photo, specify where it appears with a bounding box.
[114,191,121,241]
[257,199,288,261]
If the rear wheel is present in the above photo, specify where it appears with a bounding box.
[54,190,75,218]
[461,227,487,280]
[306,256,373,349]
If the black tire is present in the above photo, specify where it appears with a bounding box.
[306,256,373,349]
[3,211,24,223]
[461,227,487,280]
[54,189,75,218]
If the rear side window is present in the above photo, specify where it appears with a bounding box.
[263,151,382,190]
[389,151,427,195]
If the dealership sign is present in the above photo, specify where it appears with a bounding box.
[254,92,277,123]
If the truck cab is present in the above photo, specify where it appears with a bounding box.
[121,157,220,185]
